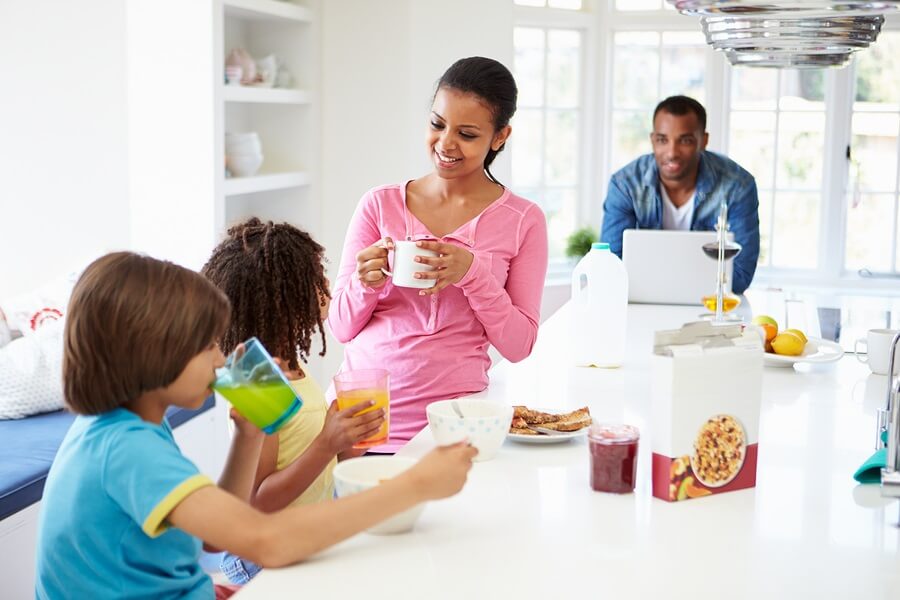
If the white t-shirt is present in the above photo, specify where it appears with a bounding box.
[661,186,696,231]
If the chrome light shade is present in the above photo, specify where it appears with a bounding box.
[667,1,900,67]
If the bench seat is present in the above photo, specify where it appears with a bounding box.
[0,397,216,521]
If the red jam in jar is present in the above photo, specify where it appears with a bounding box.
[589,424,639,493]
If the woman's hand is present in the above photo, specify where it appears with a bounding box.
[355,237,395,289]
[317,400,385,455]
[411,240,474,296]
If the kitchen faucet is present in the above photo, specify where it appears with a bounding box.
[879,331,900,498]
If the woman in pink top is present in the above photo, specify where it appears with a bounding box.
[328,57,549,452]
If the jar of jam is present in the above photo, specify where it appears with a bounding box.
[589,424,639,493]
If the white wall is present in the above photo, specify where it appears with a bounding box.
[0,1,129,297]
[316,0,515,380]
[126,0,218,272]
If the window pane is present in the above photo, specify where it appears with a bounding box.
[660,33,706,104]
[523,187,576,259]
[729,111,776,189]
[545,109,579,185]
[731,67,777,111]
[611,111,650,172]
[511,109,543,188]
[852,112,900,192]
[779,70,824,110]
[547,29,581,108]
[613,32,660,109]
[514,28,545,107]
[757,190,773,266]
[777,112,825,189]
[845,193,895,272]
[771,192,819,268]
[548,0,582,9]
[855,31,900,107]
[616,0,662,9]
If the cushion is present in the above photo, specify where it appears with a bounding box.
[0,319,64,419]
[0,396,216,521]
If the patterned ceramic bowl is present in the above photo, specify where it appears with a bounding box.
[426,399,512,462]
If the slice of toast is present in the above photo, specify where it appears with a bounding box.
[513,406,563,425]
[533,407,592,432]
[510,416,529,429]
[510,427,539,435]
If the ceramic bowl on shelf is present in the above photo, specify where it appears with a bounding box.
[225,138,262,155]
[332,456,425,535]
[226,153,263,177]
[225,132,260,143]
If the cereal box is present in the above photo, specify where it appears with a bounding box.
[649,321,763,502]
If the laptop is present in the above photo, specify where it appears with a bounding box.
[622,229,733,305]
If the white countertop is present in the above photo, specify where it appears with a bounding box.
[237,301,900,599]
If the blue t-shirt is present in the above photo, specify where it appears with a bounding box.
[35,409,215,599]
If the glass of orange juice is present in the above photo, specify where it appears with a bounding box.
[333,369,390,449]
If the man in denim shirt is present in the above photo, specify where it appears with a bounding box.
[601,96,759,294]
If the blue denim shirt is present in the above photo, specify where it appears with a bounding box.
[600,151,760,294]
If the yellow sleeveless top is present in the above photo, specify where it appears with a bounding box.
[278,370,336,506]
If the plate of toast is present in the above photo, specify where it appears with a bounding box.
[508,405,592,444]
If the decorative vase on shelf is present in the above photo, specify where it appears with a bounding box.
[226,48,256,85]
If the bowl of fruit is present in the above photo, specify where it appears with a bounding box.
[750,315,844,368]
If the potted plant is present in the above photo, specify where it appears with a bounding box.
[565,227,597,260]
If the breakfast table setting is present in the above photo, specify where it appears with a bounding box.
[236,290,900,599]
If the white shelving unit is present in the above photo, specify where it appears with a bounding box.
[216,0,320,234]
[223,0,312,22]
[223,86,312,104]
[223,171,311,196]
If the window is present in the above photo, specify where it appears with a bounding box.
[728,69,826,269]
[512,20,586,261]
[846,31,900,276]
[609,30,707,173]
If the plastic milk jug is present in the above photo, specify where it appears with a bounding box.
[571,242,628,367]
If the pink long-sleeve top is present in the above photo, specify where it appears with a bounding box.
[327,183,549,452]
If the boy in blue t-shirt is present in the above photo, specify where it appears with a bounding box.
[35,252,477,599]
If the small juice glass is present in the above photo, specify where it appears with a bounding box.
[589,423,639,494]
[333,369,390,449]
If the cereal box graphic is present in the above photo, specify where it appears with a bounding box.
[650,321,762,502]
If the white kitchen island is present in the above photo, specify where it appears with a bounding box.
[237,300,900,599]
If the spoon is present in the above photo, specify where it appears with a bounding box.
[451,400,466,419]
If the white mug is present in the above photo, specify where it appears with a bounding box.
[854,329,900,376]
[380,240,437,289]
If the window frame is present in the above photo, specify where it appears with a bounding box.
[514,2,900,291]
[513,4,595,280]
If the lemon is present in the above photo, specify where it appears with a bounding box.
[771,331,805,356]
[784,328,808,344]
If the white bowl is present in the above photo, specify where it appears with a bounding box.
[332,456,425,535]
[226,153,263,177]
[426,399,512,462]
[225,131,260,140]
[226,139,262,154]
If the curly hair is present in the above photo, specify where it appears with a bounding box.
[201,217,329,371]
